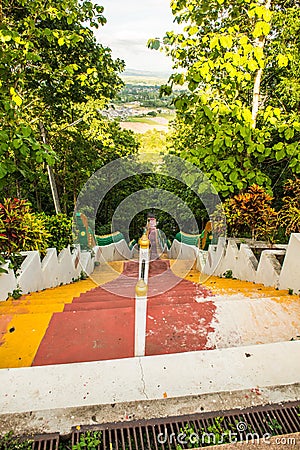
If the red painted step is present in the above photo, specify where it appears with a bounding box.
[146,301,217,355]
[32,255,216,366]
[32,307,135,366]
[64,299,134,311]
[72,290,131,303]
[122,259,170,278]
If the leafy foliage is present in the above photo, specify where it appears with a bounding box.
[38,213,73,252]
[0,0,138,214]
[279,178,300,235]
[72,431,101,450]
[213,185,278,241]
[138,130,167,154]
[0,253,8,274]
[152,0,300,197]
[0,432,32,450]
[0,198,50,255]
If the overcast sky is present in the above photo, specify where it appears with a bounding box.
[94,0,180,74]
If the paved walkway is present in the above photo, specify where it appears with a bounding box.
[0,258,300,368]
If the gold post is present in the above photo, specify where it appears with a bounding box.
[135,279,148,297]
[139,234,150,249]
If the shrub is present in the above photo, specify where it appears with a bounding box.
[0,198,49,255]
[38,213,73,253]
[0,254,7,274]
[96,223,112,236]
[0,431,32,449]
[0,199,74,260]
[215,185,278,242]
[279,178,300,235]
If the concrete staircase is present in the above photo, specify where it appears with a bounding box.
[0,257,300,437]
[1,258,299,369]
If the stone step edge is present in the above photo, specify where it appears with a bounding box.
[0,295,296,315]
[0,384,299,437]
[0,341,299,418]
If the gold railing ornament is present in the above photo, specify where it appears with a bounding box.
[139,234,150,249]
[135,279,148,297]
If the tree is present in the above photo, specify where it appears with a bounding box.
[149,0,300,197]
[138,130,167,154]
[0,0,129,212]
[51,107,140,214]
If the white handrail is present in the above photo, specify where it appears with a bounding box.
[138,234,150,284]
[134,232,151,357]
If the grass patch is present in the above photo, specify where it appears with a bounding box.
[126,117,161,125]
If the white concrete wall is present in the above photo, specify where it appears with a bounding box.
[168,239,224,274]
[279,233,300,294]
[168,239,198,261]
[0,262,18,301]
[202,236,299,290]
[18,251,44,294]
[237,244,258,283]
[256,250,284,287]
[202,237,227,276]
[99,240,133,262]
[170,233,299,291]
[0,239,132,301]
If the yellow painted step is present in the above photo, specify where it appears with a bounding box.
[204,276,294,299]
[0,303,65,315]
[0,313,53,368]
[172,265,296,300]
[0,261,125,369]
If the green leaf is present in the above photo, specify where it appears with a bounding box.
[0,164,7,179]
[284,128,294,140]
[248,59,258,71]
[19,145,29,156]
[277,54,289,68]
[87,67,96,75]
[214,171,223,180]
[276,149,285,161]
[203,105,213,120]
[12,94,23,106]
[242,109,252,123]
[0,131,9,142]
[192,73,201,82]
[210,36,219,49]
[225,136,232,147]
[188,26,198,36]
[220,35,233,49]
[147,38,160,50]
[20,126,32,138]
[274,142,284,150]
[261,21,271,35]
[12,139,22,149]
[229,171,238,182]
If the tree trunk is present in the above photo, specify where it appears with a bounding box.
[39,122,61,214]
[251,0,272,128]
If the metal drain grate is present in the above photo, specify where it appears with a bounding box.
[32,433,59,450]
[71,401,300,449]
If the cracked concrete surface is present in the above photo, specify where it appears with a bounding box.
[138,357,149,400]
